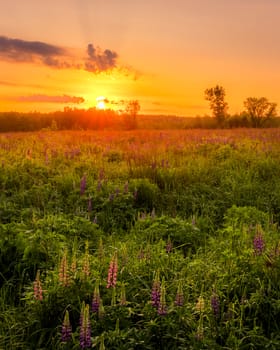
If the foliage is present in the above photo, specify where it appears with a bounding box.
[243,97,277,128]
[1,129,280,349]
[205,85,228,126]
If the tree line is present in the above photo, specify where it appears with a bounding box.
[0,90,278,132]
[205,85,278,128]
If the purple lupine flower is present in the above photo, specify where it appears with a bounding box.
[109,193,114,202]
[80,303,91,349]
[253,230,265,255]
[151,272,161,308]
[93,215,98,224]
[175,281,184,307]
[92,282,100,313]
[210,292,220,317]
[158,280,167,316]
[61,310,72,343]
[80,175,86,195]
[115,187,120,196]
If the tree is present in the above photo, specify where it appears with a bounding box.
[243,97,277,128]
[205,85,228,126]
[123,100,140,129]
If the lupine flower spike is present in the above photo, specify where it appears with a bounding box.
[210,291,220,318]
[151,270,161,308]
[92,281,101,313]
[82,241,90,280]
[175,280,184,306]
[195,296,205,313]
[80,303,91,349]
[59,250,69,287]
[158,279,167,316]
[33,270,43,301]
[61,310,72,343]
[120,283,127,306]
[107,253,118,288]
[253,226,265,255]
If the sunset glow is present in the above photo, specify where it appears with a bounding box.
[0,0,279,116]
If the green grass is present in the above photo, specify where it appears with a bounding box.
[0,129,280,349]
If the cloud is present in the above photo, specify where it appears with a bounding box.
[85,44,118,72]
[0,36,66,67]
[0,35,137,76]
[15,94,85,104]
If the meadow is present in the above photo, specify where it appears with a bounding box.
[0,128,280,349]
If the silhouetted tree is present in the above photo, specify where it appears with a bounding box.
[123,100,140,129]
[243,97,277,128]
[205,85,228,126]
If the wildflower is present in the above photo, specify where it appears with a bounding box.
[151,271,161,308]
[210,292,220,317]
[82,241,90,279]
[59,250,69,287]
[120,283,127,306]
[92,282,100,313]
[61,310,72,343]
[158,279,167,316]
[93,215,98,224]
[80,175,86,195]
[80,303,91,349]
[33,270,43,301]
[253,229,265,255]
[98,298,105,319]
[109,193,114,202]
[107,253,118,288]
[175,281,184,306]
[195,296,205,313]
[115,187,120,196]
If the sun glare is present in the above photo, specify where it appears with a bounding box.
[96,96,106,110]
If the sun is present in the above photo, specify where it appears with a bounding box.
[96,96,107,110]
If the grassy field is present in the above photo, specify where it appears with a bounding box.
[0,129,280,349]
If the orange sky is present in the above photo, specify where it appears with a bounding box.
[0,0,280,116]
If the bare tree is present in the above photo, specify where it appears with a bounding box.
[205,85,228,126]
[244,97,277,127]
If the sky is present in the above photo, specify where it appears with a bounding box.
[0,0,280,116]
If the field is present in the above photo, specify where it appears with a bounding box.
[1,129,280,349]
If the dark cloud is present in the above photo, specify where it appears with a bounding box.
[16,94,85,104]
[0,36,65,66]
[0,36,136,76]
[85,43,118,72]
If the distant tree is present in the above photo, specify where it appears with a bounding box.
[123,100,140,129]
[243,97,277,128]
[205,85,228,126]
